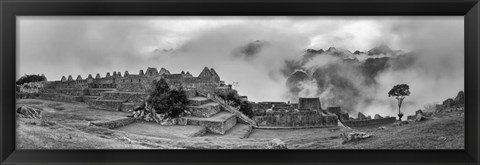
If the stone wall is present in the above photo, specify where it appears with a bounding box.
[87,89,116,96]
[38,93,84,102]
[115,75,153,92]
[43,88,88,96]
[100,91,149,102]
[342,117,396,127]
[46,80,89,89]
[36,67,224,105]
[298,98,322,110]
[90,117,136,129]
[252,102,289,116]
[85,99,125,111]
[19,82,45,93]
[254,110,338,127]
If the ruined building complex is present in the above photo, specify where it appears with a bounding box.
[31,67,260,135]
[252,98,339,128]
[252,98,396,128]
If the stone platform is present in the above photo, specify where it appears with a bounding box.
[188,97,212,106]
[182,111,237,135]
[87,88,117,96]
[186,102,221,118]
[90,117,136,129]
[342,117,396,127]
[100,91,149,102]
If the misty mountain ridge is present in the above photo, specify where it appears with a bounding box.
[304,45,405,62]
[285,45,416,114]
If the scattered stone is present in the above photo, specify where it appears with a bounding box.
[414,114,426,122]
[438,136,447,141]
[117,136,134,144]
[423,111,433,117]
[177,118,187,126]
[38,120,56,126]
[16,106,41,119]
[395,121,409,126]
[267,138,288,149]
[160,118,177,126]
[341,132,373,144]
[415,109,424,116]
[379,126,387,130]
[133,102,145,111]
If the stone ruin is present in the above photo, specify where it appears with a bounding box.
[327,110,396,127]
[23,66,261,135]
[252,97,338,128]
[36,66,225,104]
[251,100,396,128]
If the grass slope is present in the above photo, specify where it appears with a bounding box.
[16,99,464,149]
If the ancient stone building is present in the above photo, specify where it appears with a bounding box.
[145,67,158,77]
[159,68,170,75]
[298,97,322,110]
[40,66,226,100]
[252,97,338,128]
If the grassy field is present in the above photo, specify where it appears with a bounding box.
[16,99,464,149]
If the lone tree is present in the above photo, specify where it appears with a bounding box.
[388,84,411,121]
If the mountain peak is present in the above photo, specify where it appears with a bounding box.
[327,47,337,52]
[367,44,393,55]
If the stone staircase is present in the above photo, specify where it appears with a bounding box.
[182,96,250,135]
[196,92,257,126]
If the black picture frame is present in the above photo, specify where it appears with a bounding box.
[1,0,479,164]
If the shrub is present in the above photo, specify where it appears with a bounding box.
[16,74,47,85]
[239,101,254,118]
[226,92,241,106]
[147,78,188,117]
[218,90,242,106]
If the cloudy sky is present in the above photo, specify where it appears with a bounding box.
[17,16,463,104]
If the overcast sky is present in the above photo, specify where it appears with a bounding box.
[17,16,463,102]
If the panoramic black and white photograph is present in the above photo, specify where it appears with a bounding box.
[15,16,464,149]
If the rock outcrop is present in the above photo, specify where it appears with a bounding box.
[16,106,41,119]
[341,132,373,144]
[267,138,288,149]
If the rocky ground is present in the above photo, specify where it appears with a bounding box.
[16,99,464,149]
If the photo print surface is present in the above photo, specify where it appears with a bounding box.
[16,16,464,149]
